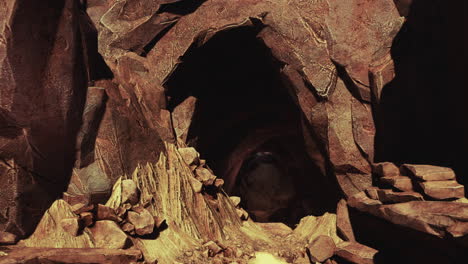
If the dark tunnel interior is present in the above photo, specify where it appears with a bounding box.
[164,26,340,226]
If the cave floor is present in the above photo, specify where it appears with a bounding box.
[0,219,332,264]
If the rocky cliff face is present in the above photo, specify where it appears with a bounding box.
[0,0,467,264]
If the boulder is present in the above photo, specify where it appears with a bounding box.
[380,176,414,192]
[0,231,17,245]
[62,192,90,208]
[189,177,203,193]
[18,200,94,248]
[335,241,377,264]
[336,199,355,241]
[348,192,382,215]
[373,162,400,177]
[121,179,140,205]
[195,167,216,186]
[96,204,122,222]
[72,203,94,215]
[121,222,136,235]
[401,164,456,181]
[306,235,336,263]
[229,196,241,207]
[127,208,155,236]
[418,181,465,200]
[203,241,223,257]
[293,213,342,245]
[350,200,468,238]
[214,178,224,188]
[90,220,130,249]
[376,189,424,204]
[365,187,379,200]
[178,147,200,166]
[115,206,128,218]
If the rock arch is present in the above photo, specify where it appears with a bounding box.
[163,24,341,224]
[145,0,401,200]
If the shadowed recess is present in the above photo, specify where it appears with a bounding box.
[164,26,340,226]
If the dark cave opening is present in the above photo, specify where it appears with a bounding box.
[165,26,336,226]
[375,0,467,193]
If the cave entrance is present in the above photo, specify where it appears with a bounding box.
[164,25,335,226]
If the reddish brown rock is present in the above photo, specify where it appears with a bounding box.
[0,231,17,245]
[376,189,424,204]
[354,201,468,239]
[79,212,94,228]
[257,222,293,237]
[195,167,216,186]
[307,235,336,263]
[336,199,355,241]
[115,206,128,219]
[335,241,377,264]
[400,164,456,181]
[213,178,224,188]
[68,163,111,206]
[74,87,108,169]
[324,0,403,100]
[365,187,380,200]
[369,53,395,105]
[372,162,400,177]
[327,80,373,197]
[121,222,136,235]
[380,176,414,192]
[127,208,155,236]
[71,203,94,215]
[145,0,403,200]
[418,181,465,200]
[99,0,180,55]
[90,220,130,249]
[348,192,382,216]
[0,0,94,237]
[172,96,197,143]
[178,147,200,167]
[19,200,94,248]
[0,1,416,263]
[0,247,142,264]
[189,177,203,193]
[121,179,140,205]
[64,193,89,209]
[96,204,121,222]
[203,241,223,257]
[60,218,80,237]
[351,98,375,162]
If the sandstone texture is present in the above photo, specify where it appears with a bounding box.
[335,241,377,264]
[0,0,466,264]
[306,235,336,263]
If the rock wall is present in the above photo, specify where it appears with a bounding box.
[0,0,467,263]
[0,0,92,236]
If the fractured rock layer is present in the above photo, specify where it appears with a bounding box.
[0,0,467,264]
